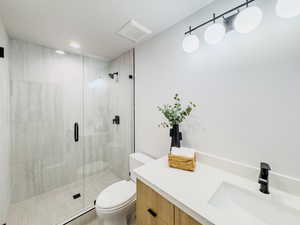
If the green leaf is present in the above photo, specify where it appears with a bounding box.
[157,94,196,127]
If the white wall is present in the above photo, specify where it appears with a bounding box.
[0,18,10,223]
[135,0,300,179]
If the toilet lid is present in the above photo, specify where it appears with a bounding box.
[96,180,136,209]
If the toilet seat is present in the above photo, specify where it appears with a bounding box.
[96,180,136,212]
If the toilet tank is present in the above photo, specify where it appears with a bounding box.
[129,153,154,182]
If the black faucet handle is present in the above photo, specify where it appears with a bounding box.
[258,178,268,184]
[260,162,271,171]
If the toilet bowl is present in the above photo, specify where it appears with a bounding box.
[95,153,153,225]
[96,180,136,225]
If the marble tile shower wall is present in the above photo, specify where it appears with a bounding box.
[9,39,111,203]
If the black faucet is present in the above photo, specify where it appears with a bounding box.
[258,162,271,194]
[112,115,120,125]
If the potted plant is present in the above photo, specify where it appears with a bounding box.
[158,94,196,150]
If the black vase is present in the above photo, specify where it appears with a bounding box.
[170,124,182,148]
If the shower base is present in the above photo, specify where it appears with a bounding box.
[6,170,121,225]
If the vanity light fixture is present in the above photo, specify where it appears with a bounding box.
[276,0,300,18]
[182,28,199,53]
[234,5,263,34]
[183,0,262,51]
[204,14,226,45]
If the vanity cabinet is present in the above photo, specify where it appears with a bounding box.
[137,179,174,225]
[137,179,203,225]
[175,207,202,225]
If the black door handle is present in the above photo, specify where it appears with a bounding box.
[74,123,79,142]
[147,208,157,217]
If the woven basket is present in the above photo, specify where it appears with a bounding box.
[168,153,196,171]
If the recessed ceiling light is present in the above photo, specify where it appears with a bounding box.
[55,50,65,55]
[69,41,80,49]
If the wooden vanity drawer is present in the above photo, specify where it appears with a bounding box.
[137,179,174,225]
[175,207,203,225]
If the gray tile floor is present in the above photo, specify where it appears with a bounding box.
[7,170,121,225]
[68,209,136,225]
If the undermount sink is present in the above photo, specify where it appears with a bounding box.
[209,182,300,225]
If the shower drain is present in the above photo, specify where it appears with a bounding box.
[73,193,81,199]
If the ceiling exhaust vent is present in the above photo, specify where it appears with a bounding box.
[117,20,152,43]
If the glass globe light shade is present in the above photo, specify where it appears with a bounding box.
[182,34,199,53]
[276,0,300,18]
[204,23,226,45]
[234,6,263,34]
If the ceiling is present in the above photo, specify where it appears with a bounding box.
[0,0,213,61]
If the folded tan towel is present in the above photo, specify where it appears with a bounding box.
[168,148,196,171]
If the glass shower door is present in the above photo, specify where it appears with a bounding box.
[9,39,85,225]
[82,56,121,208]
[82,50,134,209]
[57,54,86,220]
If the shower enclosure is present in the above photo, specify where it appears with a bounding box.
[7,39,134,225]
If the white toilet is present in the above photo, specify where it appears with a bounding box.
[95,153,153,225]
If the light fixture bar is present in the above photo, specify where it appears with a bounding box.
[184,0,256,35]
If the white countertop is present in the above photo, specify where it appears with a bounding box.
[134,156,300,225]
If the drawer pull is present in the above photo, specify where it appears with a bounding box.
[147,208,157,217]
